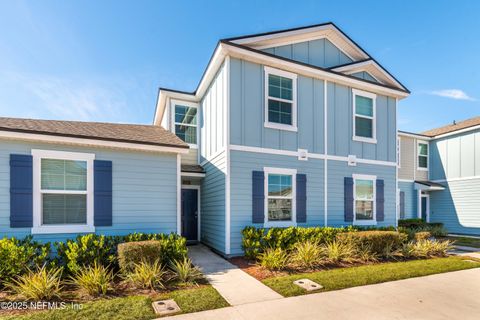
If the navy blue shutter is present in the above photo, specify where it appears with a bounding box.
[252,171,264,223]
[376,179,385,222]
[94,160,112,226]
[400,191,405,219]
[10,154,33,227]
[296,174,307,223]
[344,177,354,222]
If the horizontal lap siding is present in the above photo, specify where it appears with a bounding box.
[200,151,226,253]
[398,181,417,219]
[327,161,397,227]
[430,178,480,235]
[0,140,177,243]
[229,150,325,255]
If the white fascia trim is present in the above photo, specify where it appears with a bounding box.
[352,174,377,226]
[333,60,404,89]
[0,130,189,154]
[229,144,398,167]
[181,172,205,178]
[397,131,432,140]
[432,175,480,183]
[31,149,95,234]
[398,179,414,183]
[176,154,181,235]
[352,88,377,144]
[263,167,297,228]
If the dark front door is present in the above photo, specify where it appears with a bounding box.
[181,189,198,241]
[421,196,428,221]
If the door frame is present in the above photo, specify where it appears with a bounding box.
[420,193,430,222]
[181,185,201,241]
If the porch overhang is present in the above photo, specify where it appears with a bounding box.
[414,180,445,191]
[181,164,206,178]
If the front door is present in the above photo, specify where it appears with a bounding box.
[181,188,198,241]
[421,194,429,222]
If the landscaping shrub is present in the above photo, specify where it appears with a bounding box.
[7,266,63,300]
[410,239,453,258]
[171,257,203,286]
[241,226,265,259]
[321,240,356,263]
[259,248,289,270]
[336,231,407,257]
[398,218,426,229]
[0,236,50,286]
[414,231,432,242]
[290,241,322,269]
[118,240,163,272]
[428,225,448,237]
[70,262,113,297]
[124,259,167,289]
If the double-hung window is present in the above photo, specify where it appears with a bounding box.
[353,89,376,143]
[172,100,198,146]
[32,150,95,234]
[264,67,297,131]
[418,141,428,170]
[353,174,376,225]
[264,167,297,227]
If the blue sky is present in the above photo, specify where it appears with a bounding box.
[0,0,479,133]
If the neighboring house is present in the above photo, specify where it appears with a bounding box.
[0,22,411,256]
[398,117,480,236]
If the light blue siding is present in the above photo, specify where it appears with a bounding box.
[430,178,480,235]
[200,151,226,253]
[327,82,397,161]
[262,38,352,68]
[0,141,178,243]
[351,71,379,83]
[229,150,397,255]
[326,160,397,227]
[398,181,417,219]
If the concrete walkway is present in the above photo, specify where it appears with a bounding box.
[187,245,282,305]
[165,268,480,320]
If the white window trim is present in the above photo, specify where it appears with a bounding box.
[352,174,377,226]
[170,99,199,149]
[263,167,297,228]
[352,88,377,144]
[31,149,95,234]
[264,66,298,132]
[417,141,429,171]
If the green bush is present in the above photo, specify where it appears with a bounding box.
[6,266,63,300]
[0,236,50,286]
[118,240,163,272]
[398,218,426,229]
[321,240,356,263]
[290,241,322,269]
[124,259,167,290]
[70,262,113,297]
[415,231,432,242]
[408,239,453,258]
[259,248,289,271]
[336,231,407,257]
[241,227,265,259]
[171,257,203,286]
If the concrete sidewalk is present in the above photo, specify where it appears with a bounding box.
[187,244,282,305]
[165,268,480,320]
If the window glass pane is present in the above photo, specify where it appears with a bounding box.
[355,200,373,220]
[268,174,292,197]
[268,199,292,221]
[175,125,197,144]
[418,143,428,156]
[419,155,428,168]
[268,74,292,100]
[175,105,197,125]
[42,194,87,225]
[41,159,86,191]
[355,179,374,200]
[268,100,292,125]
[355,117,373,138]
[355,95,373,117]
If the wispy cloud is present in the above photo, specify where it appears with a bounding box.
[429,89,476,101]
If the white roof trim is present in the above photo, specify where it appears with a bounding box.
[231,24,369,61]
[0,130,189,154]
[398,131,432,140]
[332,60,405,89]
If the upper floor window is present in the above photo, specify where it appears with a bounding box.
[264,67,297,132]
[264,167,297,227]
[353,174,376,225]
[171,100,198,146]
[418,141,429,170]
[352,89,376,143]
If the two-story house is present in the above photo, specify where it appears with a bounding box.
[0,23,410,256]
[398,117,480,236]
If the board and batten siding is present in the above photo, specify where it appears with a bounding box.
[398,181,417,219]
[0,140,178,243]
[229,58,397,162]
[261,38,352,68]
[351,71,379,83]
[200,151,226,253]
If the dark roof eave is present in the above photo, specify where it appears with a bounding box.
[0,127,189,150]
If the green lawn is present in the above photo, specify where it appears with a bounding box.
[263,256,480,297]
[0,286,229,320]
[448,236,480,248]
